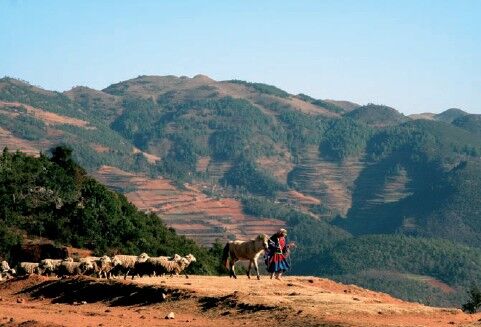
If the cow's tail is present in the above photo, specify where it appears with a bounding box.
[222,243,230,269]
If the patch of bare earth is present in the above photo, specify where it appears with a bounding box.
[132,147,161,163]
[288,96,340,116]
[91,143,110,153]
[215,80,339,117]
[284,190,321,205]
[0,275,479,327]
[0,101,92,128]
[409,113,436,120]
[0,127,40,156]
[423,278,456,294]
[196,156,211,173]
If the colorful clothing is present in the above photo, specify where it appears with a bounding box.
[265,233,290,273]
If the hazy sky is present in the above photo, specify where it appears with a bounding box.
[1,1,480,114]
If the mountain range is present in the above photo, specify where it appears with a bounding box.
[1,74,480,306]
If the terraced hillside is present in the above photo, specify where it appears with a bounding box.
[1,75,480,244]
[288,145,366,216]
[347,161,414,213]
[365,167,413,208]
[92,166,285,247]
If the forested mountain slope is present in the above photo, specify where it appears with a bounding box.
[1,75,481,306]
[0,147,222,274]
[453,114,481,135]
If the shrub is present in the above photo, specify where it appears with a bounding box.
[462,285,481,313]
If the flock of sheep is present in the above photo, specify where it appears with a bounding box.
[0,252,197,281]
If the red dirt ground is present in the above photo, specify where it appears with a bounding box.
[1,275,480,327]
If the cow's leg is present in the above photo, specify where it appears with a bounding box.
[247,260,252,279]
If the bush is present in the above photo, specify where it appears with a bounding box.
[463,285,481,313]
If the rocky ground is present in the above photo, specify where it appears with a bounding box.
[1,275,480,327]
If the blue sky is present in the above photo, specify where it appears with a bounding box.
[0,0,479,114]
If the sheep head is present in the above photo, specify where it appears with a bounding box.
[185,254,196,263]
[137,253,150,262]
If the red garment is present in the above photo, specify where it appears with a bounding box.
[276,236,286,254]
[267,235,290,273]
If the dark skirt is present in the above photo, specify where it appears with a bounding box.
[266,253,290,273]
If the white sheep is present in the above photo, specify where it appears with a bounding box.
[95,255,114,279]
[1,260,10,272]
[39,257,73,276]
[17,262,41,275]
[0,261,15,280]
[133,256,172,279]
[111,253,149,279]
[133,254,196,279]
[78,256,101,263]
[56,260,94,277]
[175,254,196,278]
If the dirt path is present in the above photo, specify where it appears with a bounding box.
[1,275,480,327]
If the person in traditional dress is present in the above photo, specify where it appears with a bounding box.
[265,228,290,280]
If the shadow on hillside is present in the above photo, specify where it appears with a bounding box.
[199,293,277,313]
[17,277,190,306]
